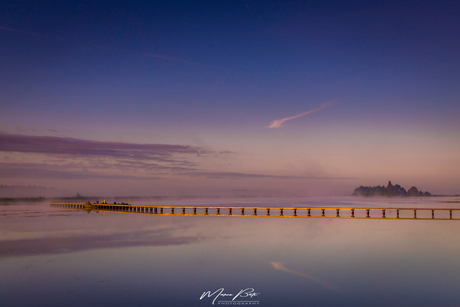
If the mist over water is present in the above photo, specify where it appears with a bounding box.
[1,196,460,306]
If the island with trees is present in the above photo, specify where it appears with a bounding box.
[353,181,432,197]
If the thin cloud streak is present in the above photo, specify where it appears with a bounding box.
[0,27,203,66]
[0,133,207,179]
[182,171,354,180]
[268,99,338,128]
[0,26,41,36]
[0,162,162,180]
[270,262,338,291]
[0,133,209,160]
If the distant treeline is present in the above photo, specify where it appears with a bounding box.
[353,181,431,197]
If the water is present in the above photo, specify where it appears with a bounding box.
[1,196,460,307]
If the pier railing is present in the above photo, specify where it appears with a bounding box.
[50,202,460,220]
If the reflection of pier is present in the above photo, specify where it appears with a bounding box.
[50,202,460,220]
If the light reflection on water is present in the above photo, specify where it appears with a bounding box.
[1,197,460,307]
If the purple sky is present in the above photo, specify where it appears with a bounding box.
[1,1,459,196]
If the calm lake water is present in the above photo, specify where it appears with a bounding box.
[1,196,460,307]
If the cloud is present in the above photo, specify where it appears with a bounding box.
[0,27,202,66]
[0,133,209,161]
[268,99,338,128]
[0,26,41,36]
[0,162,162,180]
[181,171,354,180]
[0,133,210,179]
[270,262,337,291]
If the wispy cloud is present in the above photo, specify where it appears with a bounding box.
[182,171,354,180]
[0,162,162,180]
[0,26,41,36]
[268,99,338,128]
[270,262,337,291]
[0,133,209,179]
[0,133,209,161]
[0,26,202,66]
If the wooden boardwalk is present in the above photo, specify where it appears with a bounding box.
[50,202,460,220]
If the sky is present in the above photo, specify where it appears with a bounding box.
[1,0,459,196]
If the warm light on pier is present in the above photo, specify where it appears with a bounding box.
[50,202,460,220]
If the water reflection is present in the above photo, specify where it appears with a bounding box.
[0,197,460,307]
[270,262,337,291]
[0,227,201,258]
